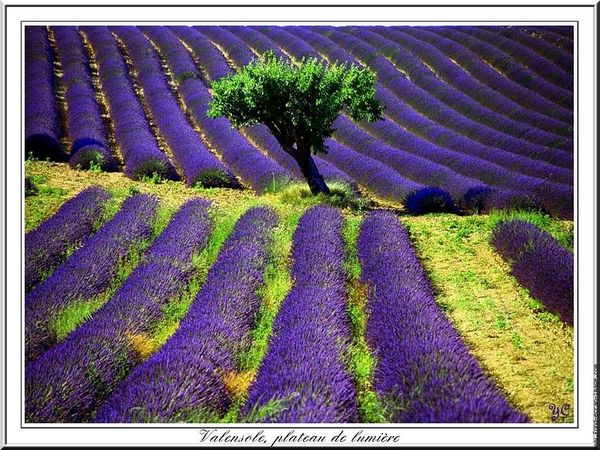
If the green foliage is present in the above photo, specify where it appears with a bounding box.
[277,181,370,210]
[342,215,387,423]
[488,210,573,252]
[207,51,384,154]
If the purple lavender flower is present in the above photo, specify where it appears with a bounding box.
[242,205,358,423]
[111,26,236,188]
[50,26,118,171]
[358,211,529,422]
[461,26,572,91]
[491,220,573,325]
[430,27,572,110]
[148,26,291,192]
[169,26,233,81]
[25,198,212,423]
[25,193,158,363]
[94,207,277,423]
[25,26,64,160]
[79,26,178,181]
[392,26,572,126]
[25,186,110,292]
[364,26,572,142]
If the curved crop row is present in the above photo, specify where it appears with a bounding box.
[428,27,573,110]
[25,187,110,292]
[80,26,178,181]
[242,205,359,423]
[491,220,574,326]
[169,25,232,81]
[541,26,573,39]
[390,26,572,126]
[181,26,355,189]
[256,26,571,217]
[280,26,573,183]
[25,194,158,363]
[349,26,571,146]
[517,27,573,54]
[95,207,277,423]
[480,26,573,76]
[112,26,236,188]
[25,26,63,160]
[458,27,573,92]
[358,211,529,423]
[51,27,118,171]
[370,26,572,137]
[149,26,291,192]
[25,198,213,423]
[319,26,572,169]
[375,86,573,186]
[227,25,289,61]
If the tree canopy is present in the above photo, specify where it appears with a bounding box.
[207,50,384,194]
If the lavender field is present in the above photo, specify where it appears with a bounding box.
[24,25,575,423]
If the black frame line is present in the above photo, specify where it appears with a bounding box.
[4,2,588,439]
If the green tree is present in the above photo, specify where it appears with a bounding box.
[207,51,384,195]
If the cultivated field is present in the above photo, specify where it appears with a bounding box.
[24,25,574,423]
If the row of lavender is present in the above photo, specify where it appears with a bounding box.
[491,220,574,326]
[25,193,158,362]
[204,24,573,217]
[26,198,552,423]
[50,27,119,172]
[25,25,573,218]
[26,196,214,422]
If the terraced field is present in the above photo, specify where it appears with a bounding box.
[24,25,574,423]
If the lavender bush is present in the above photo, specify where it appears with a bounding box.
[242,205,358,423]
[491,220,574,325]
[79,26,178,181]
[112,26,236,188]
[25,198,213,423]
[358,211,529,422]
[94,207,277,422]
[51,26,118,171]
[25,194,158,362]
[25,26,63,160]
[25,186,110,292]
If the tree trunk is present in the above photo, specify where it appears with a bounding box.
[293,148,330,195]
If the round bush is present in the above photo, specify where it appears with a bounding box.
[405,187,456,215]
[131,158,179,182]
[486,191,546,215]
[462,186,494,214]
[193,169,238,189]
[69,145,118,172]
